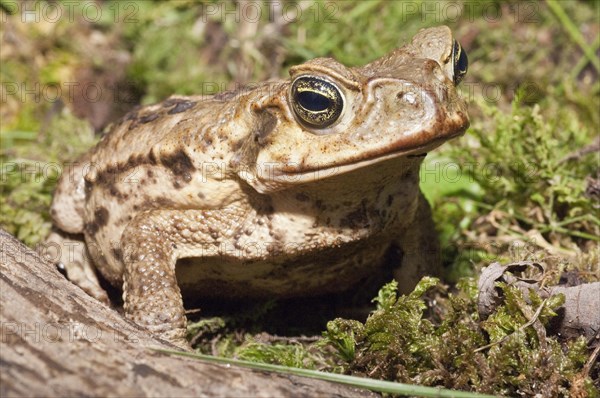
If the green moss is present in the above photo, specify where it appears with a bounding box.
[236,341,318,369]
[186,317,227,341]
[0,109,96,246]
[424,96,599,282]
[215,278,596,395]
[320,278,595,395]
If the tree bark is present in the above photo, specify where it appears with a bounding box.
[0,229,373,397]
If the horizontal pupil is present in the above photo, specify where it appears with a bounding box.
[298,90,331,111]
[457,51,467,71]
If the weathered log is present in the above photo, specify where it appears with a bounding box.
[0,229,373,397]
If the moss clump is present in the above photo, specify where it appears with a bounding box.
[0,160,55,246]
[236,341,319,369]
[457,98,597,245]
[1,109,96,246]
[424,96,600,283]
[321,278,595,395]
[207,278,596,395]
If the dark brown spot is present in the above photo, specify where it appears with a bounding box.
[95,165,116,186]
[127,154,146,168]
[161,150,195,182]
[148,150,157,165]
[84,221,99,236]
[94,206,109,228]
[124,110,139,121]
[147,170,154,178]
[154,197,177,207]
[122,107,142,130]
[95,152,157,190]
[139,113,160,124]
[109,185,121,198]
[295,192,309,202]
[387,195,393,206]
[315,200,325,210]
[340,200,369,229]
[112,247,123,262]
[168,100,196,114]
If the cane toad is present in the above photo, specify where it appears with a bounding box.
[48,26,469,346]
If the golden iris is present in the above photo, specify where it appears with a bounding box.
[291,76,344,128]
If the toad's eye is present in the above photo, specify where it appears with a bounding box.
[452,40,468,85]
[291,76,344,129]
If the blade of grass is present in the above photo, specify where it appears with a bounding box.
[571,34,600,79]
[154,348,497,398]
[541,227,599,241]
[0,131,38,140]
[550,214,600,229]
[546,0,600,73]
[0,131,39,150]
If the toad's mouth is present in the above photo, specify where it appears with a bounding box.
[265,133,460,185]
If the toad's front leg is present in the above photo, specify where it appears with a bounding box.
[120,208,246,347]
